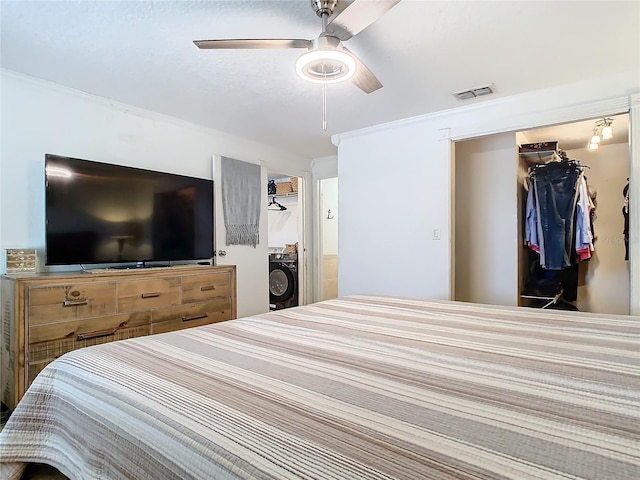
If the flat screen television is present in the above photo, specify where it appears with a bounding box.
[45,154,214,266]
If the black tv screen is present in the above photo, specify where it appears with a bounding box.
[45,154,214,266]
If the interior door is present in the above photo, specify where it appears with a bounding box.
[212,155,269,318]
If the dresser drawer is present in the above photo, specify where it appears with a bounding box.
[29,310,151,344]
[28,324,151,384]
[28,282,117,325]
[181,272,231,303]
[117,277,180,312]
[151,297,232,334]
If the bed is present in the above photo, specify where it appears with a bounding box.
[0,295,638,480]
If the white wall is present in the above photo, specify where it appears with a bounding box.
[320,177,338,255]
[337,122,451,299]
[454,133,518,306]
[267,194,299,248]
[0,70,311,316]
[566,142,630,314]
[311,155,338,180]
[334,70,639,314]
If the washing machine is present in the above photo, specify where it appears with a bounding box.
[269,253,298,310]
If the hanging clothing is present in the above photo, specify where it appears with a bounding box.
[575,174,594,261]
[524,177,541,253]
[522,158,596,309]
[525,160,595,269]
[221,156,262,247]
[529,160,581,270]
[623,181,629,261]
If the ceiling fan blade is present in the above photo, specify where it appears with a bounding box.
[343,47,383,94]
[326,0,402,41]
[194,39,312,50]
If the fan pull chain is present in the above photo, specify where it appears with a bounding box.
[322,81,327,131]
[321,9,328,131]
[321,61,329,131]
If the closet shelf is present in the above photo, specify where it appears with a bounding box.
[519,150,560,164]
[269,192,297,198]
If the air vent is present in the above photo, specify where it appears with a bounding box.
[453,84,495,101]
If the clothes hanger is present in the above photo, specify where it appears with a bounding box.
[529,157,588,175]
[268,196,287,211]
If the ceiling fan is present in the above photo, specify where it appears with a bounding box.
[193,0,401,94]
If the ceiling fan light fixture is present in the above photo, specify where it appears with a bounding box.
[296,49,356,84]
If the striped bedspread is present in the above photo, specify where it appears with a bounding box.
[0,295,638,479]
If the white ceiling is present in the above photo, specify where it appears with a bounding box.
[1,0,639,159]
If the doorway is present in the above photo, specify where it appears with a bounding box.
[319,177,339,301]
[519,113,630,314]
[267,172,303,310]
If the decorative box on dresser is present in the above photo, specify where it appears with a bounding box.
[1,264,236,411]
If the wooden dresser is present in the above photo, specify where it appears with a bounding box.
[1,264,236,410]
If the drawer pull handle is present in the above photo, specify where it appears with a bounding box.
[141,292,161,298]
[181,313,208,322]
[77,329,117,341]
[63,299,89,307]
[200,285,216,291]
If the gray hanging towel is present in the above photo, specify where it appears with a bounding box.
[221,156,261,247]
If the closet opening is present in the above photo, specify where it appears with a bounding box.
[267,172,304,310]
[518,113,630,315]
[453,113,630,315]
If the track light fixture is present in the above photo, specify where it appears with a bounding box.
[588,117,614,151]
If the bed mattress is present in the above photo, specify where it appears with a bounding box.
[0,295,638,479]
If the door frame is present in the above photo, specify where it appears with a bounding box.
[316,177,339,302]
[311,157,339,303]
[266,170,308,308]
[447,93,639,315]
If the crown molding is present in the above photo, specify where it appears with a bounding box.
[332,71,637,145]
